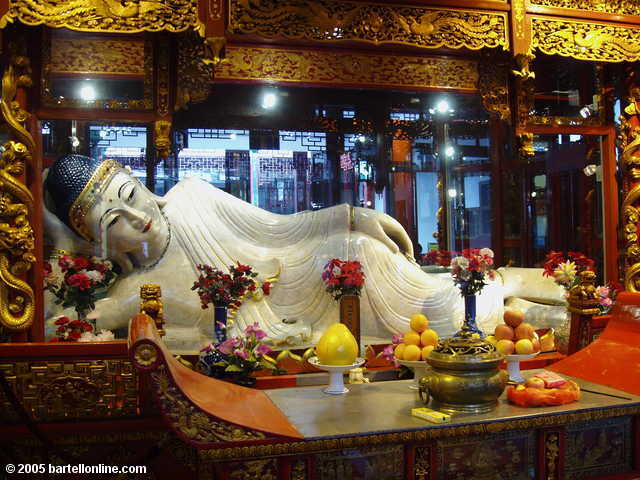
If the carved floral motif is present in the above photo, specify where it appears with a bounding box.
[50,37,145,75]
[216,46,479,91]
[229,0,508,51]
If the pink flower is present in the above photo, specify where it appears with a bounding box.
[58,255,73,272]
[236,349,250,360]
[254,343,272,357]
[66,273,92,290]
[391,333,403,345]
[380,344,400,368]
[218,337,241,355]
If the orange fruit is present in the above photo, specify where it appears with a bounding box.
[504,309,525,328]
[403,344,421,361]
[394,343,406,360]
[496,339,515,355]
[495,324,515,341]
[404,330,421,346]
[409,314,429,333]
[515,338,534,355]
[420,329,439,347]
[421,345,434,360]
[515,323,535,340]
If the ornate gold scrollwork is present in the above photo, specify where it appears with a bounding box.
[0,54,35,332]
[203,36,226,66]
[150,365,266,444]
[2,0,199,34]
[217,45,479,92]
[229,0,508,51]
[513,53,535,127]
[532,17,640,63]
[478,52,510,121]
[154,120,172,161]
[545,432,560,479]
[517,132,535,160]
[512,0,526,40]
[620,91,640,291]
[530,0,640,16]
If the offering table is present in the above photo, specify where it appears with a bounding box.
[126,314,640,480]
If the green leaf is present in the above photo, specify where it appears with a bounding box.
[225,364,243,372]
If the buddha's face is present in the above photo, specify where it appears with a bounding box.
[85,171,169,272]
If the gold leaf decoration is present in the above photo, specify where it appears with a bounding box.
[532,17,640,63]
[216,45,479,91]
[4,0,199,34]
[229,0,508,51]
[50,37,145,75]
[530,0,640,16]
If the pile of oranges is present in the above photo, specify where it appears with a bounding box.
[394,314,439,361]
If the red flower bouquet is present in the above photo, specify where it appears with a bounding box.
[450,248,496,296]
[192,262,271,310]
[542,251,595,290]
[322,258,365,301]
[45,255,116,319]
[49,316,93,342]
[420,249,455,267]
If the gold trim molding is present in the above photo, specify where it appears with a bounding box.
[229,0,509,51]
[531,17,640,63]
[0,53,35,332]
[530,0,640,16]
[216,46,479,92]
[198,406,640,461]
[1,0,199,34]
[50,37,145,75]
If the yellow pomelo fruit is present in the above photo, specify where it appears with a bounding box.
[403,344,421,361]
[420,329,439,347]
[421,345,434,360]
[394,343,406,360]
[316,323,359,366]
[486,335,498,347]
[409,313,429,333]
[403,330,421,346]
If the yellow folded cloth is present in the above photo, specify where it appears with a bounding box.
[411,407,451,423]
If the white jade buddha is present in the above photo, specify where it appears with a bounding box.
[44,155,565,352]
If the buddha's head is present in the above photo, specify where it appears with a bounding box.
[46,154,169,272]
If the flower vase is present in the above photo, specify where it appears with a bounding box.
[214,306,228,344]
[339,294,361,352]
[456,294,483,337]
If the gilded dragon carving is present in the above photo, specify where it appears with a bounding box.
[0,54,35,332]
[532,18,640,63]
[229,0,508,51]
[1,0,199,34]
[530,0,640,16]
[619,88,640,291]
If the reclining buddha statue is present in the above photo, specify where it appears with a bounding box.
[44,154,561,351]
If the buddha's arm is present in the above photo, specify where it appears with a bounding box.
[352,207,414,258]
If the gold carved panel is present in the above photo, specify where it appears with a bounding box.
[50,37,145,75]
[1,0,199,34]
[216,46,479,91]
[531,17,640,63]
[530,0,640,16]
[229,0,509,51]
[0,360,139,422]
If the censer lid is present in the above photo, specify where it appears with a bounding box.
[428,332,503,369]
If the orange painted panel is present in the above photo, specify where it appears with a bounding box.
[548,292,640,395]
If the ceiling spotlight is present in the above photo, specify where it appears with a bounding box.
[262,92,277,109]
[436,100,450,114]
[447,188,457,198]
[444,145,455,157]
[79,85,96,101]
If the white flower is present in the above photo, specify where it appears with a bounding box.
[78,331,97,342]
[102,260,113,270]
[553,261,577,285]
[451,256,469,270]
[480,248,494,258]
[86,270,104,283]
[95,329,115,341]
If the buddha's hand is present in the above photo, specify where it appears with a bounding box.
[352,207,414,258]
